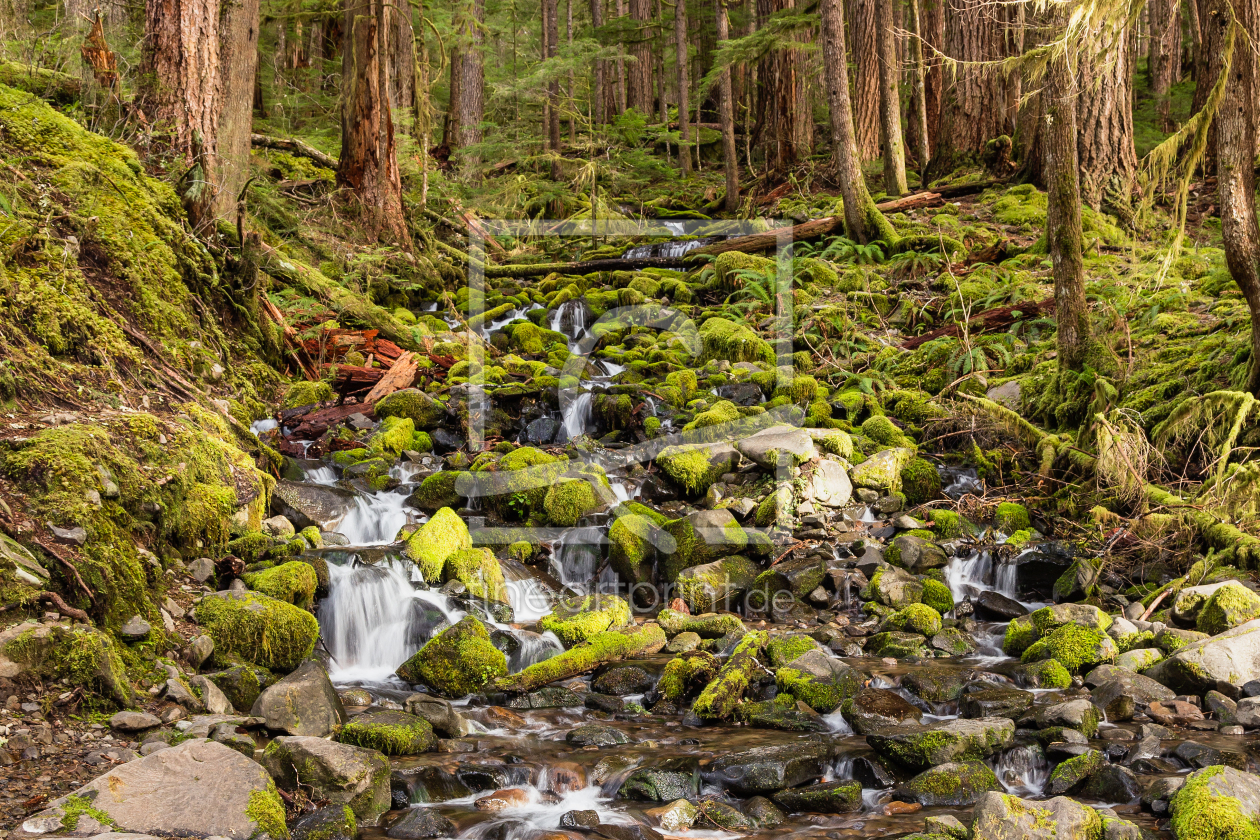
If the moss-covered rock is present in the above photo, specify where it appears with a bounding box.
[692,630,768,720]
[1197,581,1260,635]
[661,509,749,582]
[1021,624,1117,674]
[374,388,447,429]
[396,616,507,697]
[539,594,632,646]
[441,548,507,603]
[994,502,1031,533]
[1169,765,1260,840]
[367,416,415,459]
[406,471,464,511]
[882,603,944,636]
[194,590,319,672]
[676,555,760,613]
[850,447,915,492]
[608,510,667,588]
[242,561,318,608]
[656,609,747,638]
[698,317,775,365]
[866,717,1015,769]
[896,761,1002,806]
[775,650,864,713]
[921,578,955,614]
[404,507,472,582]
[655,444,735,495]
[658,650,721,702]
[1012,658,1072,689]
[0,623,134,708]
[900,458,942,505]
[337,710,436,756]
[543,479,602,526]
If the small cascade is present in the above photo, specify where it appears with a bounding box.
[508,630,564,672]
[995,744,1051,797]
[323,559,464,684]
[501,562,557,623]
[446,785,633,839]
[620,234,718,260]
[560,391,593,441]
[333,488,417,546]
[549,526,606,592]
[550,300,590,345]
[303,465,338,486]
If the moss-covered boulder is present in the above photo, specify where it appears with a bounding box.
[462,446,568,520]
[194,590,319,672]
[1045,749,1104,795]
[994,502,1031,533]
[699,315,775,365]
[404,507,472,582]
[770,780,862,814]
[662,509,749,582]
[262,735,391,825]
[337,710,436,756]
[608,505,670,587]
[658,650,722,703]
[676,555,760,613]
[543,479,602,526]
[1197,581,1260,635]
[656,609,746,638]
[367,415,415,460]
[969,791,1103,840]
[886,534,948,573]
[881,603,944,637]
[406,471,464,511]
[441,548,507,603]
[655,444,738,495]
[896,761,1002,807]
[866,717,1015,769]
[775,650,864,713]
[850,447,915,492]
[865,631,927,658]
[862,566,924,609]
[921,578,955,614]
[242,560,318,608]
[374,388,447,430]
[396,616,507,697]
[900,458,942,505]
[539,594,632,647]
[1021,624,1117,674]
[1169,765,1260,840]
[0,623,134,708]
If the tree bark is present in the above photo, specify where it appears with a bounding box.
[616,0,628,114]
[457,0,485,157]
[906,0,930,180]
[876,0,907,194]
[1076,18,1138,211]
[592,0,607,123]
[1044,36,1090,372]
[922,0,943,154]
[628,0,654,112]
[1148,0,1180,130]
[140,0,222,231]
[675,0,691,174]
[717,0,740,210]
[545,0,562,174]
[214,0,260,222]
[1208,0,1260,393]
[338,0,409,244]
[926,0,1006,182]
[849,0,880,160]
[819,0,893,243]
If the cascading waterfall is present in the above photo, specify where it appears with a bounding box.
[549,526,607,592]
[995,744,1051,796]
[561,391,593,441]
[331,464,428,546]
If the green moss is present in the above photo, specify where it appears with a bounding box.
[698,317,775,365]
[1170,766,1260,840]
[404,507,472,582]
[658,651,721,702]
[994,502,1031,533]
[283,381,333,409]
[60,794,117,831]
[900,458,941,505]
[508,540,533,562]
[543,479,601,526]
[338,711,436,756]
[242,561,318,608]
[608,512,660,585]
[920,578,955,614]
[683,400,742,436]
[408,471,464,511]
[539,594,632,646]
[396,616,508,697]
[194,590,319,672]
[228,532,274,563]
[775,665,860,714]
[1020,658,1072,689]
[862,415,910,447]
[1021,623,1113,674]
[813,431,854,458]
[656,446,722,495]
[883,603,943,636]
[246,781,290,840]
[765,634,820,667]
[713,251,774,292]
[1002,615,1038,656]
[442,548,507,603]
[1197,581,1260,635]
[374,388,446,429]
[691,630,767,719]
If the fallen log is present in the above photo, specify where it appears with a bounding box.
[286,401,374,439]
[492,623,667,693]
[900,297,1055,350]
[691,630,767,720]
[364,351,417,402]
[250,133,337,170]
[260,297,319,379]
[0,61,81,104]
[483,255,697,278]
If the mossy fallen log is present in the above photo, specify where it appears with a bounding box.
[692,630,768,720]
[491,623,666,692]
[0,61,81,104]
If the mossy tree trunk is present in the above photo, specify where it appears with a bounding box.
[906,0,931,181]
[456,0,486,161]
[591,0,606,123]
[1149,0,1181,130]
[848,0,880,160]
[1044,32,1090,372]
[338,0,410,246]
[716,0,740,211]
[819,0,895,244]
[1209,0,1260,394]
[875,0,907,194]
[674,0,691,174]
[140,0,222,233]
[922,0,944,154]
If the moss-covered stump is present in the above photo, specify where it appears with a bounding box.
[656,609,746,638]
[441,548,507,603]
[242,560,318,608]
[404,507,472,582]
[493,623,667,693]
[194,590,318,672]
[896,761,1002,807]
[396,616,507,698]
[539,594,632,646]
[1168,765,1260,840]
[337,710,436,756]
[692,630,768,720]
[866,717,1015,769]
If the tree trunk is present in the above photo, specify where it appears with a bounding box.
[717,0,739,210]
[819,0,893,243]
[338,0,409,244]
[213,0,260,222]
[568,0,576,143]
[675,0,691,174]
[922,0,943,154]
[1149,0,1180,130]
[388,1,415,120]
[592,0,607,124]
[628,0,654,112]
[457,0,485,159]
[655,0,669,127]
[1076,19,1138,211]
[446,47,462,147]
[306,17,324,93]
[545,0,562,168]
[926,0,1006,182]
[1044,37,1090,372]
[616,0,629,114]
[1209,0,1260,392]
[849,0,880,160]
[140,0,222,231]
[274,18,286,94]
[876,0,907,194]
[906,0,930,180]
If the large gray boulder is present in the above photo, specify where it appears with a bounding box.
[736,425,818,469]
[27,740,282,840]
[705,740,831,795]
[843,688,923,734]
[970,791,1102,840]
[403,693,471,738]
[1171,582,1229,625]
[867,717,1015,769]
[272,479,358,531]
[801,459,852,508]
[261,735,392,824]
[1168,766,1260,840]
[896,761,1002,807]
[251,659,346,736]
[850,447,914,492]
[863,565,924,609]
[1145,618,1260,697]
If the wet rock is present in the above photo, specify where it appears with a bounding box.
[662,508,749,581]
[618,758,701,801]
[293,805,357,840]
[594,824,666,840]
[774,649,864,713]
[865,630,927,658]
[975,591,1029,620]
[45,739,280,838]
[1046,749,1104,795]
[851,756,897,788]
[1035,699,1101,736]
[566,724,631,747]
[645,799,699,831]
[866,717,1015,769]
[862,565,924,609]
[340,710,436,755]
[272,479,358,531]
[585,692,626,714]
[1142,776,1185,808]
[736,697,829,732]
[932,628,977,656]
[958,684,1034,719]
[262,735,392,823]
[970,790,1102,840]
[665,631,701,652]
[895,761,1001,806]
[592,666,655,696]
[770,780,862,813]
[524,417,560,445]
[706,740,831,795]
[696,798,755,829]
[251,659,346,737]
[845,687,923,733]
[1009,543,1076,600]
[475,788,530,811]
[1173,740,1248,770]
[559,809,602,829]
[1148,698,1206,726]
[902,666,970,703]
[676,556,760,613]
[887,534,948,573]
[120,615,152,641]
[1079,764,1141,803]
[403,693,470,738]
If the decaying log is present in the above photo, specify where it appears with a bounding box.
[364,351,417,403]
[250,133,338,170]
[901,297,1055,350]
